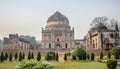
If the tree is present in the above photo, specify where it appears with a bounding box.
[9,53,12,61]
[108,51,111,59]
[90,16,108,27]
[87,54,90,60]
[22,52,25,60]
[100,51,103,60]
[31,52,34,59]
[19,52,22,61]
[5,52,8,60]
[0,52,4,61]
[91,53,95,61]
[28,51,31,60]
[15,52,18,60]
[37,51,41,61]
[72,48,86,60]
[111,48,120,59]
[64,53,67,61]
[55,52,58,61]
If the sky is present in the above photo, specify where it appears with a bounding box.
[0,0,120,40]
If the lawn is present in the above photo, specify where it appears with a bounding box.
[0,61,120,69]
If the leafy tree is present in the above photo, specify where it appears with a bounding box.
[28,51,31,60]
[37,51,41,61]
[64,53,67,61]
[91,53,95,61]
[15,52,18,60]
[87,54,90,60]
[100,51,103,59]
[0,52,4,61]
[55,52,58,61]
[9,53,12,61]
[31,52,34,59]
[108,51,111,59]
[19,52,22,61]
[72,48,86,60]
[5,52,8,60]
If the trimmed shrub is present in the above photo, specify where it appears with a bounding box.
[108,51,111,59]
[55,52,58,61]
[72,55,76,60]
[100,51,103,60]
[45,52,56,61]
[28,51,31,60]
[72,48,86,60]
[91,53,95,61]
[0,52,4,61]
[64,53,67,61]
[87,54,90,60]
[106,59,117,69]
[111,48,120,59]
[15,52,18,60]
[31,52,34,59]
[37,51,41,61]
[22,52,25,60]
[5,52,8,60]
[19,52,22,61]
[9,53,12,61]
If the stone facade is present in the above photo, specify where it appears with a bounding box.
[2,34,30,55]
[42,11,75,51]
[84,23,120,55]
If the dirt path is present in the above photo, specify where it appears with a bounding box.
[58,54,64,63]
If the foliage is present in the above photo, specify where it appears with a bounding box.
[19,52,22,61]
[72,48,86,60]
[5,52,8,60]
[9,53,12,61]
[72,55,76,60]
[16,61,53,69]
[87,54,90,60]
[15,52,18,60]
[45,52,58,61]
[37,51,41,61]
[100,51,103,59]
[108,51,111,59]
[106,58,117,69]
[91,53,95,61]
[64,53,67,61]
[22,52,25,60]
[28,51,31,60]
[111,48,120,59]
[31,52,34,59]
[55,52,58,61]
[0,52,4,61]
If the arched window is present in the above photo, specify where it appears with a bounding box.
[65,43,68,49]
[49,43,51,48]
[57,39,59,42]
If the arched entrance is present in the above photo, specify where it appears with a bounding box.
[56,44,60,49]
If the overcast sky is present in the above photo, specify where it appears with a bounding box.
[0,0,120,40]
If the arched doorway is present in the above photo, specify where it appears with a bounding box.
[56,44,60,49]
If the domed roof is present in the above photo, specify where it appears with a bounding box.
[47,11,69,23]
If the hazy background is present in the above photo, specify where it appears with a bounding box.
[0,0,120,40]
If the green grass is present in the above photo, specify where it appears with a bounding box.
[0,60,120,69]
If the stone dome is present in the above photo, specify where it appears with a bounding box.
[45,11,70,30]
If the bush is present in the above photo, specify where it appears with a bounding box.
[22,52,25,60]
[100,51,103,60]
[64,53,67,61]
[0,52,4,61]
[87,54,90,60]
[5,52,8,60]
[19,52,22,61]
[55,52,58,61]
[108,51,111,59]
[45,52,56,61]
[37,51,41,61]
[106,58,117,69]
[28,51,31,60]
[9,53,12,61]
[72,55,76,60]
[16,61,53,69]
[15,52,18,60]
[111,48,120,59]
[31,52,34,59]
[72,48,86,60]
[91,53,95,61]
